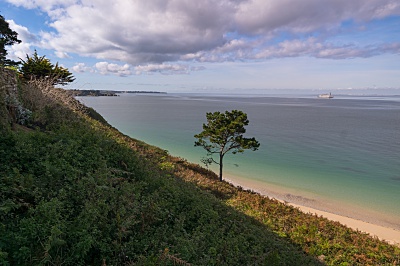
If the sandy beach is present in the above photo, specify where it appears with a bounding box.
[225,174,400,246]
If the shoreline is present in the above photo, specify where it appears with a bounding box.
[224,174,400,246]
[79,95,400,246]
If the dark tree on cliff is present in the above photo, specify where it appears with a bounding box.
[195,110,260,181]
[0,14,21,66]
[20,50,75,86]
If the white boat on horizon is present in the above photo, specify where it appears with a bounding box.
[318,92,334,98]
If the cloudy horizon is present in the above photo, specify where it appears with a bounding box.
[2,0,400,92]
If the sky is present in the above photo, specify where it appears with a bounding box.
[1,0,400,93]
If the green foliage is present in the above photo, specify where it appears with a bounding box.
[223,190,400,265]
[1,80,399,265]
[85,106,110,125]
[0,125,320,265]
[20,50,75,86]
[0,15,21,66]
[195,110,260,181]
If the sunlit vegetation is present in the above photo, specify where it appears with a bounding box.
[1,68,399,265]
[19,50,75,86]
[194,110,260,181]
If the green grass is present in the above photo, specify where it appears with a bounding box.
[1,72,399,265]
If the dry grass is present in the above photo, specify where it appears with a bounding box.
[13,80,399,265]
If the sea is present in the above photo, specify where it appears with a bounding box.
[78,91,400,230]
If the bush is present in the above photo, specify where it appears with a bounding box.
[1,77,399,265]
[19,50,75,86]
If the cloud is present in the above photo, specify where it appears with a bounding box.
[54,51,70,58]
[95,62,131,76]
[5,0,400,67]
[190,66,206,72]
[381,42,400,53]
[5,20,37,61]
[6,42,31,62]
[34,0,233,65]
[134,63,203,75]
[6,0,77,18]
[72,63,93,73]
[234,0,400,35]
[251,38,382,60]
[182,36,390,62]
[7,20,37,43]
[72,62,205,76]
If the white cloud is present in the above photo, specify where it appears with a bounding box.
[54,51,70,58]
[35,0,233,65]
[95,62,131,76]
[72,61,204,75]
[6,0,77,16]
[72,63,93,73]
[5,0,400,67]
[134,64,191,75]
[7,20,37,43]
[6,42,31,62]
[5,20,37,61]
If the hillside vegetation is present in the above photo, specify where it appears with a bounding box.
[1,68,399,265]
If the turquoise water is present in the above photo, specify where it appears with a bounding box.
[79,93,400,229]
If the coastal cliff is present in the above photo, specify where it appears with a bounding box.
[1,67,399,265]
[0,68,18,127]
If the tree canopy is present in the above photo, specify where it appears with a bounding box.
[194,110,260,181]
[0,14,21,66]
[20,50,75,86]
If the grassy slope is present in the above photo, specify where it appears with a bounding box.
[1,74,399,265]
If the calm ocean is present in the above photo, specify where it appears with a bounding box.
[79,93,400,229]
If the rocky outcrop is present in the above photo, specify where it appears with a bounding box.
[0,68,19,129]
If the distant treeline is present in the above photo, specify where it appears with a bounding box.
[69,89,166,97]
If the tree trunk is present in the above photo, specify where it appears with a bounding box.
[219,154,223,181]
